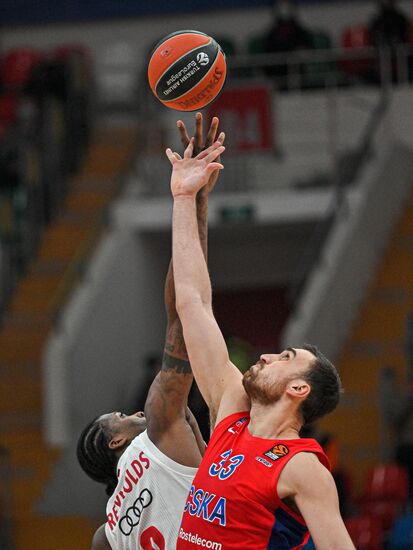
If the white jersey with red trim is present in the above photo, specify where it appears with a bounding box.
[105,430,197,550]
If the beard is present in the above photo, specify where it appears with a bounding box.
[242,361,287,406]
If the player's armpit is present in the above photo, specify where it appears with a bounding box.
[144,358,204,465]
[91,524,112,550]
[278,453,355,550]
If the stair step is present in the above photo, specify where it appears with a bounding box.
[66,190,113,212]
[0,411,42,432]
[376,249,413,286]
[1,312,52,330]
[71,178,117,192]
[7,275,63,316]
[13,516,97,550]
[0,382,42,413]
[9,291,58,315]
[0,429,44,447]
[8,445,60,471]
[39,224,92,261]
[352,302,408,341]
[10,476,50,515]
[17,274,63,296]
[0,360,40,376]
[0,329,48,361]
[395,212,413,236]
[29,259,67,276]
[93,126,137,145]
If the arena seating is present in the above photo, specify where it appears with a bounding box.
[361,463,410,505]
[1,49,42,91]
[359,464,410,531]
[345,515,384,550]
[340,24,374,81]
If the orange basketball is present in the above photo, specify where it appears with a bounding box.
[148,30,227,111]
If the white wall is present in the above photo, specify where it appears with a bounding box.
[41,226,168,515]
[282,87,413,360]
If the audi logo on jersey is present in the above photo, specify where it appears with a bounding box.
[119,488,153,536]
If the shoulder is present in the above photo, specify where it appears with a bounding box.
[213,383,250,428]
[92,524,112,550]
[278,451,335,500]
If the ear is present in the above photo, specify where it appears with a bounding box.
[108,434,129,451]
[286,379,311,400]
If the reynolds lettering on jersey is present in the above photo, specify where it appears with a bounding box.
[264,444,289,461]
[107,451,150,530]
[184,485,227,526]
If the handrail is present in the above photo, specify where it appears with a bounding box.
[228,43,413,90]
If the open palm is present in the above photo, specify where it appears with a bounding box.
[167,140,225,198]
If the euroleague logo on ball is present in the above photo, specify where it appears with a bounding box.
[148,30,227,111]
[196,52,209,66]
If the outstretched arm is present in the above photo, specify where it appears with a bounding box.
[144,115,222,461]
[170,141,250,429]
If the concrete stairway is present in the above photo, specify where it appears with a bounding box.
[0,123,137,549]
[319,188,413,492]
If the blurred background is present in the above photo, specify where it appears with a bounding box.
[0,0,413,548]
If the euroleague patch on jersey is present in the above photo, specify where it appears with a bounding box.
[264,443,289,461]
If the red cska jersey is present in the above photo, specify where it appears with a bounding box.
[177,411,330,550]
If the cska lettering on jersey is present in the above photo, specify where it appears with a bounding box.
[184,485,227,526]
[107,451,150,530]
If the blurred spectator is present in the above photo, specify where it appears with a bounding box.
[264,0,312,83]
[369,0,410,49]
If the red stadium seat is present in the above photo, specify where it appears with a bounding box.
[361,500,400,531]
[345,515,384,550]
[342,25,370,49]
[362,464,409,504]
[1,48,42,91]
[341,25,373,77]
[0,94,19,124]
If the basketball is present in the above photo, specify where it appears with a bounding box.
[148,30,227,111]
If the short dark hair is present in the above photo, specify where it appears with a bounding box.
[76,417,118,496]
[299,343,342,425]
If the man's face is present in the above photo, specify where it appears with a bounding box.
[242,347,314,405]
[99,411,147,445]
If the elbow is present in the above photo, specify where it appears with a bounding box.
[175,285,204,317]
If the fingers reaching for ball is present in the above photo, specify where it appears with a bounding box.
[177,113,222,157]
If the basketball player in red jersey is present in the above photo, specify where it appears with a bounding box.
[167,131,355,549]
[77,115,224,550]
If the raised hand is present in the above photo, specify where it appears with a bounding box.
[167,140,225,198]
[177,112,225,195]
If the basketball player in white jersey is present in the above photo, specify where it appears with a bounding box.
[76,114,225,550]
